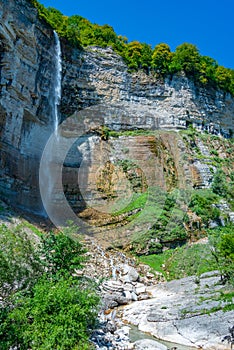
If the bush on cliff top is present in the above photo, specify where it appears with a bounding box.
[30,0,234,95]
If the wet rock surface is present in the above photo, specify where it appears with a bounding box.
[121,271,234,349]
[133,339,167,350]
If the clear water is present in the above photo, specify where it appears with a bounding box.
[129,324,196,350]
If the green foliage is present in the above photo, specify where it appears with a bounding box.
[189,190,220,226]
[140,43,153,72]
[0,224,42,301]
[139,250,173,275]
[129,190,189,255]
[151,192,188,243]
[139,243,217,280]
[209,226,234,284]
[30,1,234,94]
[40,229,87,278]
[211,168,228,197]
[152,43,172,76]
[0,277,98,349]
[0,224,99,349]
[169,43,201,76]
[140,226,234,283]
[214,66,233,91]
[123,41,152,71]
[113,191,148,216]
[109,129,156,137]
[164,243,217,280]
[198,56,218,84]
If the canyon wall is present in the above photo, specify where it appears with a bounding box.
[0,0,58,213]
[0,0,233,219]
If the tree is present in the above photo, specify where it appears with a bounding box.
[214,66,232,92]
[140,43,153,72]
[189,190,220,227]
[0,277,99,350]
[0,224,42,301]
[211,169,228,197]
[170,43,201,76]
[124,41,144,70]
[92,24,117,47]
[209,226,234,284]
[65,16,81,47]
[0,226,99,349]
[198,56,218,85]
[40,228,87,278]
[152,43,172,76]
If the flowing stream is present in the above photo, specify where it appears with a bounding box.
[129,325,196,350]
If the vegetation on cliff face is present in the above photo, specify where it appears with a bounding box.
[121,130,234,259]
[139,225,234,285]
[30,0,234,95]
[0,225,99,349]
[129,130,234,284]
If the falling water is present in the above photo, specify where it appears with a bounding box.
[110,257,117,280]
[39,31,62,218]
[53,30,62,135]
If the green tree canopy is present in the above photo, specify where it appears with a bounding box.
[30,0,234,95]
[152,43,172,75]
[40,229,87,278]
[170,43,201,75]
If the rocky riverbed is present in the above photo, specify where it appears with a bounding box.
[79,238,233,350]
[0,201,233,349]
[121,271,234,349]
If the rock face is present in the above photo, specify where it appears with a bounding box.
[0,0,233,217]
[62,46,234,136]
[121,271,234,350]
[0,0,59,213]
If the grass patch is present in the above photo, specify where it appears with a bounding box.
[20,221,44,238]
[112,191,148,216]
[139,243,217,280]
[109,129,157,138]
[139,250,173,276]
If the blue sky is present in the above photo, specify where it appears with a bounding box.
[39,0,234,69]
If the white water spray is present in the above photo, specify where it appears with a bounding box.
[53,31,62,135]
[39,31,62,218]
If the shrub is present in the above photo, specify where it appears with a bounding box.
[189,190,220,226]
[209,226,234,284]
[0,277,98,349]
[0,224,42,301]
[40,228,87,278]
[211,169,228,197]
[0,225,99,349]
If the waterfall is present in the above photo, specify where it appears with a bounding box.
[53,30,62,135]
[110,257,117,280]
[39,31,62,218]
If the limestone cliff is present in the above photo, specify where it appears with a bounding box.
[62,46,234,136]
[0,0,60,213]
[0,0,233,228]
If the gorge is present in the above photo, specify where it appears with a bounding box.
[0,0,233,349]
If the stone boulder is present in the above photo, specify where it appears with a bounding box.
[118,264,139,283]
[134,339,167,350]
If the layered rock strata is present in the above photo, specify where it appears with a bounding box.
[0,0,233,218]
